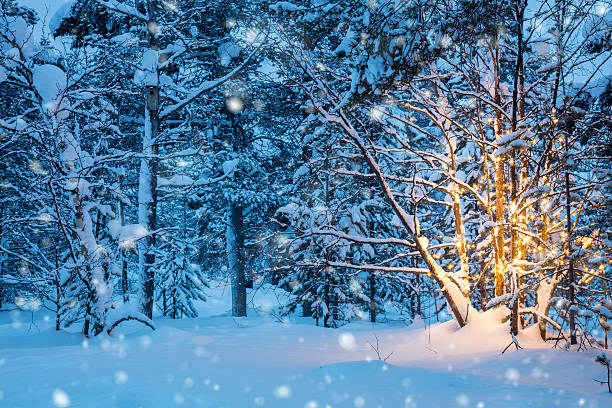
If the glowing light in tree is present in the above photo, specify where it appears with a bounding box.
[369,107,384,122]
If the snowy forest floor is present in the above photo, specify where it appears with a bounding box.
[0,282,610,408]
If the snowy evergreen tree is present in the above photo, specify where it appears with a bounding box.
[155,211,208,318]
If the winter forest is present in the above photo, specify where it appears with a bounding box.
[0,0,611,406]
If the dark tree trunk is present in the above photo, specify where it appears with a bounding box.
[83,303,91,337]
[323,267,330,328]
[55,279,61,331]
[369,273,376,323]
[302,299,313,317]
[415,257,422,317]
[0,204,3,309]
[227,202,246,317]
[122,258,129,303]
[302,278,313,317]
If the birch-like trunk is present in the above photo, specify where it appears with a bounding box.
[138,1,160,319]
[450,181,470,296]
[138,105,158,318]
[118,189,129,303]
[442,116,470,295]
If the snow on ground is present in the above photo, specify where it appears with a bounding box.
[0,282,610,408]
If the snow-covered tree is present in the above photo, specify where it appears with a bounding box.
[155,202,207,318]
[53,0,263,319]
[0,3,155,335]
[274,0,612,344]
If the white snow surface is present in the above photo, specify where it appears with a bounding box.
[48,0,76,34]
[158,175,195,188]
[116,224,148,246]
[32,64,66,104]
[0,282,610,407]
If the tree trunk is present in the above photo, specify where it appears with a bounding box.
[302,297,313,317]
[138,105,159,319]
[55,280,61,331]
[302,272,313,317]
[0,204,3,309]
[494,50,506,296]
[122,259,129,303]
[83,302,91,337]
[415,236,471,327]
[72,183,95,337]
[369,272,376,322]
[54,239,61,330]
[603,271,608,349]
[226,202,246,317]
[309,91,472,327]
[118,189,129,303]
[535,274,563,341]
[509,1,526,337]
[551,0,576,345]
[415,258,422,317]
[323,266,331,328]
[450,187,470,295]
[138,1,160,319]
[565,148,577,344]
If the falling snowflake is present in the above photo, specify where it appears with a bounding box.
[52,389,70,408]
[456,394,469,407]
[115,371,128,385]
[505,368,520,382]
[173,393,184,404]
[274,385,291,399]
[338,332,356,351]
